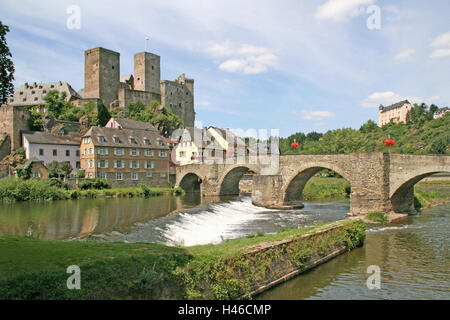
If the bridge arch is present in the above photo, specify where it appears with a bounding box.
[390,170,449,213]
[218,166,257,196]
[178,172,203,193]
[283,165,351,206]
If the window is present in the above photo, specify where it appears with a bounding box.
[89,160,94,168]
[116,173,123,181]
[179,151,186,157]
[76,161,81,169]
[98,172,107,180]
[39,149,44,156]
[53,149,57,156]
[130,149,140,156]
[145,149,154,157]
[160,172,167,178]
[33,172,40,179]
[114,136,121,143]
[66,150,70,157]
[158,140,165,146]
[76,150,80,157]
[144,139,151,145]
[114,160,125,169]
[145,161,154,169]
[146,172,153,178]
[114,148,124,156]
[98,136,106,142]
[130,160,140,169]
[159,150,168,157]
[97,147,109,155]
[97,160,109,168]
[88,148,94,155]
[131,172,138,180]
[129,137,137,144]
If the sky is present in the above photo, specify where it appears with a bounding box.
[1,0,450,137]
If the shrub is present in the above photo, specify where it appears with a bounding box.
[78,178,109,190]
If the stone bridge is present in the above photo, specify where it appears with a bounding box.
[175,153,450,216]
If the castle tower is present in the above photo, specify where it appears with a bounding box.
[84,47,120,108]
[134,52,161,94]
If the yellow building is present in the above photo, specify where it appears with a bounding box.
[378,100,412,127]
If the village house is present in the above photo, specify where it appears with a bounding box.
[433,107,449,119]
[15,159,48,180]
[22,131,81,171]
[80,125,169,187]
[378,100,412,127]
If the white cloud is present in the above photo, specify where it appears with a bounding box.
[293,110,335,120]
[429,31,450,59]
[430,49,450,59]
[207,41,278,75]
[196,101,242,116]
[394,48,415,61]
[431,31,450,48]
[361,91,440,108]
[315,0,376,21]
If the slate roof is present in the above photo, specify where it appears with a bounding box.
[7,81,82,107]
[22,131,81,146]
[83,126,169,149]
[380,100,410,113]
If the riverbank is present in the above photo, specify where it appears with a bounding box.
[0,220,365,299]
[0,177,183,202]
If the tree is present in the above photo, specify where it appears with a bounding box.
[97,101,111,126]
[28,110,43,131]
[47,161,73,180]
[0,21,15,104]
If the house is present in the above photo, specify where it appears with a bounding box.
[173,126,251,166]
[15,159,48,180]
[22,131,81,170]
[80,126,169,187]
[433,107,449,119]
[378,100,412,127]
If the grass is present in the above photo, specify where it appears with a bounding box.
[0,220,365,300]
[302,177,351,200]
[367,212,388,223]
[414,180,450,208]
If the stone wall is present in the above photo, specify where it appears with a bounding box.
[118,88,161,109]
[0,105,30,151]
[160,80,195,127]
[0,134,11,161]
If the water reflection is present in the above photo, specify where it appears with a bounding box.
[0,194,210,240]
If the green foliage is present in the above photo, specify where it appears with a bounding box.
[78,178,110,190]
[0,21,14,104]
[15,162,32,180]
[28,110,43,131]
[367,212,388,223]
[74,169,85,179]
[279,107,449,155]
[47,161,73,179]
[0,177,68,202]
[97,102,111,126]
[128,100,183,137]
[302,177,350,200]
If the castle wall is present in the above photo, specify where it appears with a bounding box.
[84,47,120,108]
[118,88,161,109]
[0,105,30,151]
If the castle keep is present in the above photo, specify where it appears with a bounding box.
[83,47,195,127]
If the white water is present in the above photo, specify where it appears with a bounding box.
[162,197,277,246]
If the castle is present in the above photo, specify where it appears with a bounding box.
[6,47,196,128]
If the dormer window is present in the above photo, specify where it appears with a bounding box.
[50,85,54,88]
[129,137,137,144]
[144,138,151,145]
[98,136,106,142]
[158,140,165,146]
[114,136,121,143]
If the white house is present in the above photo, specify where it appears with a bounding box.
[22,131,81,171]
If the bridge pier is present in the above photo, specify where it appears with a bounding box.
[252,175,304,209]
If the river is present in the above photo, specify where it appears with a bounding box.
[0,195,448,299]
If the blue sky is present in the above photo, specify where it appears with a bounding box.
[2,0,450,136]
